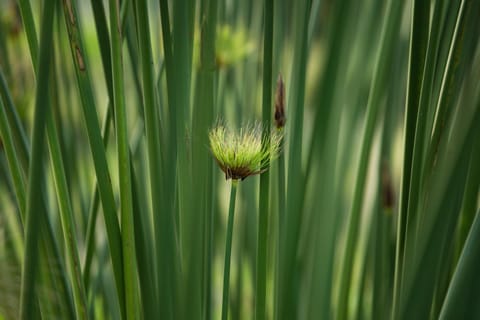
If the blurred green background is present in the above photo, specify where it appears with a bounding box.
[0,0,479,319]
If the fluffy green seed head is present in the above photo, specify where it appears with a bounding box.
[209,122,283,180]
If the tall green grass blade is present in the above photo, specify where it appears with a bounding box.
[17,0,38,70]
[172,0,195,274]
[46,112,88,319]
[83,104,113,291]
[392,0,430,316]
[278,1,311,318]
[190,0,218,317]
[0,72,26,215]
[130,156,158,319]
[133,0,164,317]
[256,0,273,319]
[336,0,403,318]
[222,180,238,320]
[90,0,114,102]
[59,1,125,315]
[0,71,29,172]
[395,0,480,317]
[1,27,75,320]
[108,1,138,319]
[19,0,55,318]
[157,1,178,316]
[439,208,480,319]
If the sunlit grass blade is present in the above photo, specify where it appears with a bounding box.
[108,1,138,319]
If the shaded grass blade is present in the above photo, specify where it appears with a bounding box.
[19,0,56,318]
[256,0,274,318]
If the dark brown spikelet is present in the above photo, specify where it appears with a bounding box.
[381,162,395,211]
[274,75,286,128]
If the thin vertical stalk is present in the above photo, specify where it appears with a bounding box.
[191,0,218,317]
[108,0,137,319]
[83,105,113,290]
[158,1,178,317]
[46,114,88,320]
[59,1,125,314]
[133,0,162,317]
[0,76,26,215]
[278,0,311,318]
[19,0,55,318]
[274,131,285,319]
[222,180,238,320]
[256,0,274,318]
[391,0,430,315]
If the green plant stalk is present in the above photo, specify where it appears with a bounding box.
[399,6,480,312]
[17,0,39,69]
[305,0,351,175]
[46,114,88,320]
[90,0,114,101]
[44,45,89,320]
[336,0,402,318]
[422,0,469,190]
[158,1,178,316]
[222,180,238,320]
[109,0,137,319]
[191,0,218,317]
[83,105,113,290]
[439,207,480,319]
[19,0,55,318]
[1,50,75,320]
[256,0,274,318]
[59,0,125,315]
[133,0,163,317]
[130,151,158,320]
[0,71,29,173]
[172,0,195,272]
[279,0,311,317]
[391,0,430,316]
[394,0,476,316]
[455,134,480,261]
[0,80,26,215]
[274,132,285,320]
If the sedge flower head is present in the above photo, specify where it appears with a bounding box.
[209,122,283,180]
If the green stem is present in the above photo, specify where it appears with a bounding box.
[257,0,274,318]
[47,111,88,320]
[109,0,137,319]
[59,0,125,314]
[274,133,285,319]
[19,0,55,318]
[83,105,113,291]
[222,180,238,320]
[336,0,402,318]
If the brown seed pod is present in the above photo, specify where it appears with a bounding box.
[274,75,286,129]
